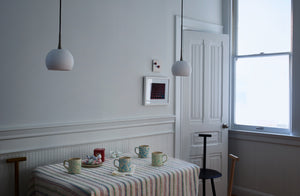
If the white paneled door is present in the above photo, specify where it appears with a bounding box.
[179,31,229,196]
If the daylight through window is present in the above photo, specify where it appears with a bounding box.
[233,0,291,132]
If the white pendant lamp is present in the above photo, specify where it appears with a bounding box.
[46,0,74,71]
[172,0,191,77]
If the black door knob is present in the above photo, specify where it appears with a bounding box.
[222,123,229,129]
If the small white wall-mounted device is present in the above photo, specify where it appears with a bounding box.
[152,59,161,73]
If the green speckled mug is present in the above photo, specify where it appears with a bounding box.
[152,151,168,166]
[63,158,81,174]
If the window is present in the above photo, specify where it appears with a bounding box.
[232,0,291,133]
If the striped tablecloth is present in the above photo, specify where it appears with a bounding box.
[28,154,200,196]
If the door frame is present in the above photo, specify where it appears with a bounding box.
[174,16,224,158]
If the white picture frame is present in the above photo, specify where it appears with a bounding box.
[143,76,170,106]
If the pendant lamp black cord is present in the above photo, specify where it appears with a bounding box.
[180,0,184,61]
[58,0,62,49]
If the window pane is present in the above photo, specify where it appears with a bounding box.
[237,0,291,55]
[234,55,290,129]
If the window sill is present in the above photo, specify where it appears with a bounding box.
[229,129,300,147]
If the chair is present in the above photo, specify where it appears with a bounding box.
[198,134,222,196]
[228,154,239,196]
[6,157,27,196]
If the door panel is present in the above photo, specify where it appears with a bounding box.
[180,31,229,196]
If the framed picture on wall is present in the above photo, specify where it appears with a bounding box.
[143,76,170,105]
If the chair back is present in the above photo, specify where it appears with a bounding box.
[198,134,212,169]
[6,157,27,196]
[228,154,239,196]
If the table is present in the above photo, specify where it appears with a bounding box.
[28,154,200,196]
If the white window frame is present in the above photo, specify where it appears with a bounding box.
[231,0,292,135]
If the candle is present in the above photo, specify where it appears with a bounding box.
[94,148,105,162]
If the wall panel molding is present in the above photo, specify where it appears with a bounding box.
[0,133,174,196]
[0,115,175,154]
[190,41,204,121]
[208,42,222,121]
[229,130,300,147]
[229,131,300,196]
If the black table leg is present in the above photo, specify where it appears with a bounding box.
[211,178,216,196]
[202,179,206,196]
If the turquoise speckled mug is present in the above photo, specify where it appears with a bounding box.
[114,156,132,172]
[63,158,81,174]
[152,152,168,166]
[135,145,150,158]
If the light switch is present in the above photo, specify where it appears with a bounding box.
[152,59,161,73]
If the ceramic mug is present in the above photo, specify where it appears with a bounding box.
[63,158,81,174]
[114,156,132,172]
[152,152,168,166]
[135,145,150,158]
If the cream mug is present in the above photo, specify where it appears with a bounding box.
[63,158,81,174]
[152,151,168,166]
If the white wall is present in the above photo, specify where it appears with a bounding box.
[0,0,223,195]
[186,0,222,25]
[0,0,222,130]
[0,0,222,145]
[0,0,176,128]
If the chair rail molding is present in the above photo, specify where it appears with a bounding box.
[0,115,175,154]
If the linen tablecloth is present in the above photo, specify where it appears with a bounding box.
[28,154,200,196]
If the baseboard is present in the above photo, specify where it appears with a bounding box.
[233,185,275,196]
